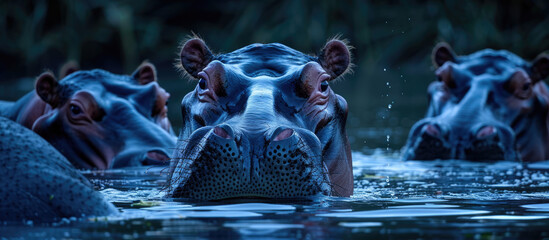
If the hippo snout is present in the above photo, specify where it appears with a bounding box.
[111,144,174,168]
[462,124,518,161]
[144,149,171,164]
[403,122,452,160]
[169,126,331,200]
[404,120,519,161]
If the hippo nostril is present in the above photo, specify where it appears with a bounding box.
[213,125,235,139]
[476,126,497,139]
[273,128,294,141]
[422,124,441,138]
[213,126,231,139]
[146,150,170,162]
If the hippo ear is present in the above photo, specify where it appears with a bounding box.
[318,39,351,79]
[58,60,80,79]
[179,38,214,78]
[35,72,60,107]
[531,53,549,83]
[432,42,456,68]
[132,62,158,85]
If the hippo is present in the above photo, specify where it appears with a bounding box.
[0,116,117,222]
[403,43,549,161]
[167,38,353,200]
[0,63,176,169]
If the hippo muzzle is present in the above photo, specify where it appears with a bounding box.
[169,125,331,199]
[404,118,518,161]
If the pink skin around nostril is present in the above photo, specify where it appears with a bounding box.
[423,124,440,137]
[273,129,294,141]
[477,126,496,139]
[213,126,231,139]
[147,151,169,162]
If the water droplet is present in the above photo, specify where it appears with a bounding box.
[388,104,392,109]
[386,82,389,85]
[383,68,387,72]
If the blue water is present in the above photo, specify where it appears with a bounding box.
[3,152,549,239]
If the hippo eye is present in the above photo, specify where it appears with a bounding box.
[320,81,329,92]
[70,104,82,115]
[198,78,207,90]
[165,100,169,106]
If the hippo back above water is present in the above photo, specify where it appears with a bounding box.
[167,38,354,199]
[404,43,549,161]
[0,116,116,222]
[0,63,176,169]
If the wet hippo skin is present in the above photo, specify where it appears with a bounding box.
[168,38,354,199]
[0,63,176,169]
[0,116,117,222]
[404,43,549,161]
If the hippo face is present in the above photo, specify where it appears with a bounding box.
[404,43,549,161]
[168,38,353,200]
[32,63,176,169]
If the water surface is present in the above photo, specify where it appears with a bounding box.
[3,152,549,239]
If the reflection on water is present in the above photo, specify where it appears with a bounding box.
[3,152,549,239]
[317,208,490,218]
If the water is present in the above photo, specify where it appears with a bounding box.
[3,153,549,239]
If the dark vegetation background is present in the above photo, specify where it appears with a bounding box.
[1,0,548,153]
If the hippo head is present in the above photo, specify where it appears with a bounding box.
[167,38,353,199]
[404,43,549,161]
[32,63,176,169]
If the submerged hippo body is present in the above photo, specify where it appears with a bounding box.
[0,63,176,169]
[404,43,549,161]
[0,116,116,222]
[168,38,353,199]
